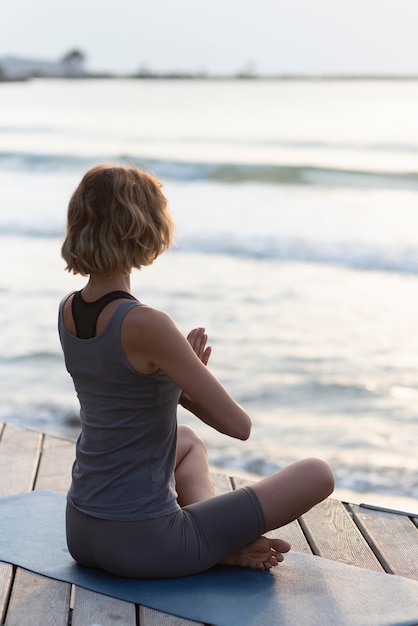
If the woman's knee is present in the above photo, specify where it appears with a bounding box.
[177,425,208,458]
[256,457,334,501]
[302,457,335,497]
[249,457,334,531]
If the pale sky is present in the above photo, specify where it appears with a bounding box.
[2,0,418,75]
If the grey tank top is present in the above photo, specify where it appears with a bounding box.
[58,294,181,521]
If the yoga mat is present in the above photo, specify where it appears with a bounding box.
[1,490,418,626]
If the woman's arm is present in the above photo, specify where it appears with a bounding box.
[121,307,251,440]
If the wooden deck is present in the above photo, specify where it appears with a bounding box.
[0,422,417,625]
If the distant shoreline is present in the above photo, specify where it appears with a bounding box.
[3,51,418,82]
[2,72,418,83]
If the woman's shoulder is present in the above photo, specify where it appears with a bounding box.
[121,304,184,374]
[59,290,77,310]
[123,304,178,338]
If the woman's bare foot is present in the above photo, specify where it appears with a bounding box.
[221,537,291,570]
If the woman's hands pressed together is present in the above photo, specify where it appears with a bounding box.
[186,327,212,366]
[178,328,212,410]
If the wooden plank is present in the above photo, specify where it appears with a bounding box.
[299,498,384,571]
[71,586,136,626]
[140,605,203,626]
[0,423,42,496]
[0,563,13,624]
[0,432,56,626]
[211,471,234,495]
[4,569,70,626]
[0,424,21,623]
[266,521,313,555]
[349,503,418,581]
[34,433,74,493]
[232,476,313,554]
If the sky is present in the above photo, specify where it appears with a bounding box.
[1,0,418,76]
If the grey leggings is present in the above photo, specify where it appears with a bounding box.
[66,487,265,579]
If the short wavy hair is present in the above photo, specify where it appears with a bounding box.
[62,164,174,276]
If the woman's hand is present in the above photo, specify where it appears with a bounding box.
[179,328,212,409]
[186,327,212,366]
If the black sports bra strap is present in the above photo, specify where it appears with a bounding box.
[72,290,138,339]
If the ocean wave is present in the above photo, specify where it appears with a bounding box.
[0,223,62,238]
[1,150,418,189]
[156,161,418,189]
[0,151,95,171]
[184,137,418,154]
[174,236,418,275]
[239,379,382,409]
[0,351,62,364]
[209,449,418,500]
[2,226,418,275]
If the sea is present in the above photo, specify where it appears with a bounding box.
[1,77,418,512]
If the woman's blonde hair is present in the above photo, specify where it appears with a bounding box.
[62,164,174,276]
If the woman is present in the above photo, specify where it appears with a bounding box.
[59,164,334,579]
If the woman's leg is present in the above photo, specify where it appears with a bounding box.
[175,426,334,526]
[247,457,334,532]
[175,425,215,506]
[175,426,334,569]
[174,426,287,569]
[220,458,334,570]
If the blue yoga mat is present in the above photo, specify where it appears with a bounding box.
[1,490,418,626]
